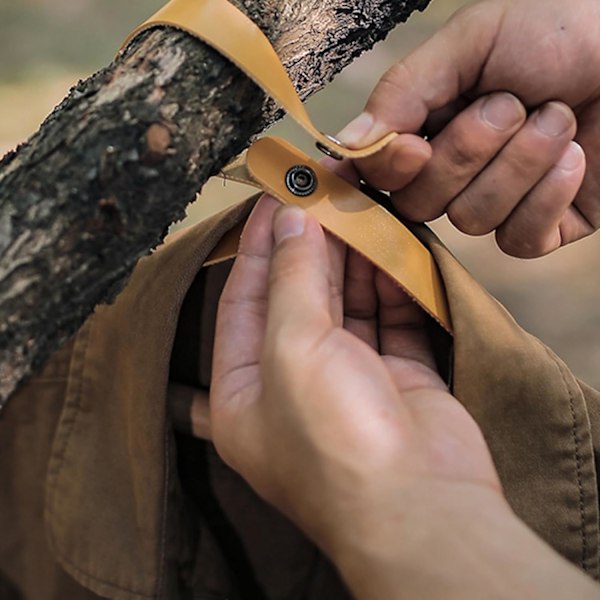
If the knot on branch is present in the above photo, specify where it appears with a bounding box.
[144,123,173,165]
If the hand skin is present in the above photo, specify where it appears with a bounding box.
[209,196,600,599]
[337,0,600,258]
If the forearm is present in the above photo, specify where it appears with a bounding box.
[330,483,600,600]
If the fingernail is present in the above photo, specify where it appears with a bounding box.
[481,93,524,130]
[337,112,374,146]
[536,103,573,137]
[273,206,306,245]
[557,141,584,171]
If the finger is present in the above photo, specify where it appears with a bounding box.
[168,383,212,440]
[325,232,347,328]
[320,155,361,185]
[386,93,526,221]
[264,154,359,336]
[335,2,505,147]
[495,141,586,257]
[566,98,600,235]
[191,389,212,440]
[264,206,334,353]
[338,131,432,191]
[315,157,354,327]
[343,249,378,350]
[556,204,596,248]
[447,102,577,236]
[375,270,437,371]
[212,195,279,406]
[424,97,470,138]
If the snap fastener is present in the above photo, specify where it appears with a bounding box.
[285,165,318,197]
[316,133,345,160]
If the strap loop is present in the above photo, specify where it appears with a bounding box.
[120,0,396,159]
[121,0,453,333]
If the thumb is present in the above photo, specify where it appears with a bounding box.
[264,205,334,349]
[338,2,504,146]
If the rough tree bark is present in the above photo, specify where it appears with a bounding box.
[0,0,430,407]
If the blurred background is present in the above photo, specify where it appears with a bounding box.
[1,0,599,386]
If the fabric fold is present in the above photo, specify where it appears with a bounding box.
[0,200,598,598]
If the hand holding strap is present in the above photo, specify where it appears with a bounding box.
[247,138,451,330]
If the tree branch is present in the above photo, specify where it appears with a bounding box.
[0,0,430,406]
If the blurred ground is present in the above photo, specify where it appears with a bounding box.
[1,0,599,386]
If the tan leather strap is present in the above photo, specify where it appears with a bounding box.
[121,0,396,160]
[204,138,451,332]
[204,145,452,332]
[253,138,451,330]
[122,0,453,333]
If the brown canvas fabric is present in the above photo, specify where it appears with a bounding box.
[425,228,600,576]
[1,197,599,599]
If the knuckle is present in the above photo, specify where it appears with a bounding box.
[501,148,545,182]
[447,189,495,235]
[443,134,488,174]
[446,0,504,54]
[368,61,427,124]
[379,61,413,98]
[447,0,489,25]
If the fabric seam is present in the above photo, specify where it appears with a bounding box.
[45,320,156,598]
[157,413,171,597]
[540,341,590,571]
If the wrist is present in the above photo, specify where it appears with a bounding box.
[326,481,596,600]
[328,481,504,597]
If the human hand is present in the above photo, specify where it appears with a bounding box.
[192,194,600,600]
[338,0,600,258]
[209,194,502,565]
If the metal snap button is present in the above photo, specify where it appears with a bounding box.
[285,165,318,197]
[315,133,345,160]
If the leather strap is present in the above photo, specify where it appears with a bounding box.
[205,138,451,331]
[251,138,451,330]
[121,0,396,160]
[122,0,453,333]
